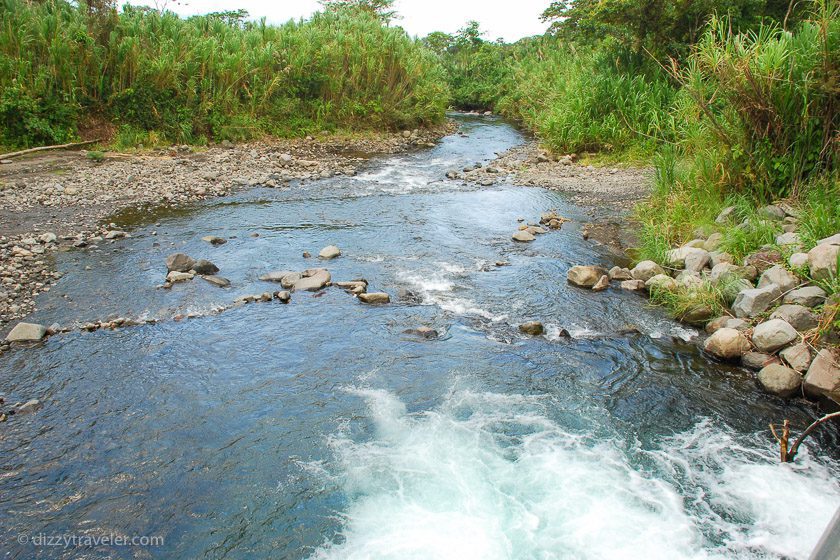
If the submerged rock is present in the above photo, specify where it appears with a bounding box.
[5,322,47,342]
[519,321,544,336]
[512,230,536,242]
[404,326,438,339]
[259,270,296,282]
[201,235,227,246]
[358,292,390,304]
[192,259,219,275]
[16,399,43,414]
[319,245,341,259]
[201,275,230,288]
[293,269,331,292]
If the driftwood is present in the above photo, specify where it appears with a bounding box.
[772,412,840,463]
[0,139,101,160]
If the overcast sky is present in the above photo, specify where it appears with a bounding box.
[130,0,550,42]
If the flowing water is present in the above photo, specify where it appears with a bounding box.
[1,115,838,559]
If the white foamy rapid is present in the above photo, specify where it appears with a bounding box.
[309,389,840,560]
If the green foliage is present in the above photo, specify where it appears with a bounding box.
[86,150,105,162]
[799,174,840,247]
[0,0,448,148]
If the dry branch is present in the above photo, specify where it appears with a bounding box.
[0,139,102,160]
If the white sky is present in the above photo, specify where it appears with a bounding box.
[131,0,550,42]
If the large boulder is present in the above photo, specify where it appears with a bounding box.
[567,266,608,288]
[319,245,341,259]
[757,265,800,293]
[769,304,819,331]
[731,284,781,318]
[757,364,801,398]
[631,261,666,282]
[780,343,812,373]
[704,328,751,360]
[201,235,227,246]
[5,322,47,342]
[166,253,195,273]
[293,269,331,292]
[808,243,839,281]
[750,319,798,353]
[783,286,827,307]
[803,348,840,400]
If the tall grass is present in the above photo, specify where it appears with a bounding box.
[0,0,449,149]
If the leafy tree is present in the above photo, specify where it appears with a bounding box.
[319,0,397,22]
[422,31,454,55]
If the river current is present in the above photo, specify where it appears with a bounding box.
[1,115,838,559]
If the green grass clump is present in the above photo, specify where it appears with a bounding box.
[86,150,105,162]
[0,0,449,149]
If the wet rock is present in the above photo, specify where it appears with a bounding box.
[192,259,219,275]
[783,286,827,307]
[704,328,751,360]
[808,243,839,281]
[751,319,798,353]
[608,267,633,281]
[201,235,227,246]
[512,230,536,242]
[645,274,677,292]
[358,292,390,304]
[166,271,194,283]
[631,261,665,282]
[591,275,610,292]
[273,290,291,303]
[567,265,607,288]
[104,230,128,240]
[293,269,331,292]
[780,343,811,373]
[757,364,801,398]
[302,251,312,258]
[16,398,43,414]
[166,253,195,273]
[742,352,779,370]
[319,245,341,259]
[201,275,230,288]
[769,304,819,331]
[732,284,781,318]
[803,348,840,400]
[519,321,545,336]
[259,270,296,282]
[5,322,47,342]
[710,251,734,267]
[404,326,438,339]
[757,265,800,293]
[620,279,646,291]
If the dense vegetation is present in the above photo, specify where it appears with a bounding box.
[0,0,448,150]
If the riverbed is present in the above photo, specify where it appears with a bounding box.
[1,115,838,559]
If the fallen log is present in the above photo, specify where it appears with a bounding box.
[0,139,102,160]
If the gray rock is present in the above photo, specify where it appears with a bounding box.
[725,318,749,331]
[358,292,390,304]
[319,245,341,259]
[519,321,545,336]
[757,265,800,293]
[808,243,839,281]
[742,352,779,370]
[732,284,781,318]
[512,230,536,242]
[775,232,801,248]
[710,252,734,267]
[273,290,291,303]
[757,364,801,398]
[744,250,783,274]
[818,233,840,245]
[5,322,48,342]
[281,272,303,289]
[715,206,737,224]
[293,269,331,292]
[769,304,819,331]
[104,230,128,240]
[404,326,438,339]
[567,266,608,288]
[631,261,666,282]
[166,253,195,273]
[751,319,798,353]
[259,270,296,282]
[789,252,808,268]
[780,343,811,373]
[703,233,723,252]
[783,286,827,307]
[666,246,709,270]
[803,348,840,400]
[680,305,715,325]
[608,267,633,281]
[192,259,219,275]
[591,275,610,292]
[201,275,230,288]
[705,316,730,334]
[760,205,786,220]
[201,235,227,246]
[620,279,646,291]
[38,232,57,244]
[704,328,751,360]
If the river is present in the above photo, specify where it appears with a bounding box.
[1,115,838,559]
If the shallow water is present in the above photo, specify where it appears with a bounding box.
[1,115,838,559]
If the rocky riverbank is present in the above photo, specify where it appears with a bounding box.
[0,123,455,331]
